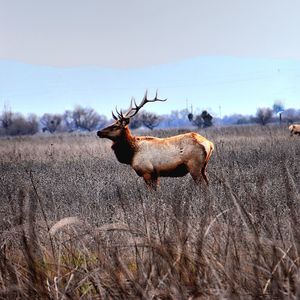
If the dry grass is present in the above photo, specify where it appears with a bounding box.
[0,125,300,299]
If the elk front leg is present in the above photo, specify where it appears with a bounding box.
[143,173,158,190]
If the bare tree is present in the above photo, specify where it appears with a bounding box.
[167,109,190,128]
[63,110,75,132]
[64,106,107,132]
[187,113,194,122]
[201,110,213,128]
[1,106,39,136]
[191,115,203,128]
[0,105,13,130]
[4,113,39,136]
[129,114,143,129]
[255,107,273,125]
[283,108,300,124]
[26,114,39,134]
[272,101,285,124]
[188,110,213,128]
[273,100,285,114]
[40,113,63,133]
[140,111,161,130]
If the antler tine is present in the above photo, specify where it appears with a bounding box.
[151,89,167,102]
[115,106,123,119]
[124,90,167,119]
[143,90,148,102]
[142,89,167,103]
[124,97,134,115]
[112,110,118,120]
[123,97,136,118]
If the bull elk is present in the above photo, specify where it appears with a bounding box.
[97,91,214,189]
[289,124,300,136]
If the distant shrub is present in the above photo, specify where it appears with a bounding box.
[0,112,39,136]
[255,107,273,125]
[140,111,161,130]
[188,110,213,128]
[63,106,107,132]
[40,113,63,133]
[129,114,143,129]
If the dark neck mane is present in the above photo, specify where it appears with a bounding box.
[111,128,136,165]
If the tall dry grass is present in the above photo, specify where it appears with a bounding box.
[0,125,300,299]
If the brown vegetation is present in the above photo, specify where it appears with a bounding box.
[0,125,300,299]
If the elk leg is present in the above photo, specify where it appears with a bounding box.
[187,161,207,185]
[188,166,203,184]
[201,161,209,184]
[190,172,203,184]
[143,173,158,190]
[201,145,213,185]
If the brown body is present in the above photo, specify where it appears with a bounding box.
[289,124,300,136]
[97,91,214,188]
[98,126,214,188]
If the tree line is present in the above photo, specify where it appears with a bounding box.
[0,105,170,136]
[1,101,300,136]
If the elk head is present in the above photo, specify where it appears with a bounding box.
[97,91,167,141]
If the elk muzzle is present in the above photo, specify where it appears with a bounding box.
[97,130,104,138]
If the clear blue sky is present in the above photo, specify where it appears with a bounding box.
[0,0,299,118]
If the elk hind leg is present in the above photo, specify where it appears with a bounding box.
[201,161,209,185]
[187,161,203,184]
[201,145,213,185]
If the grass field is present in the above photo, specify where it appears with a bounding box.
[1,125,300,299]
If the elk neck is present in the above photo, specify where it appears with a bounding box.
[111,127,137,165]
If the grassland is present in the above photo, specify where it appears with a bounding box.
[0,125,300,299]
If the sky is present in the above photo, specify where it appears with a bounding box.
[0,0,300,118]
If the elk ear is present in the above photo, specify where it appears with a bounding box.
[121,118,130,126]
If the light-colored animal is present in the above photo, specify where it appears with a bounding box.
[289,124,300,136]
[97,92,214,189]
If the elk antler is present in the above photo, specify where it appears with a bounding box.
[112,106,125,120]
[112,110,118,120]
[122,90,167,119]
